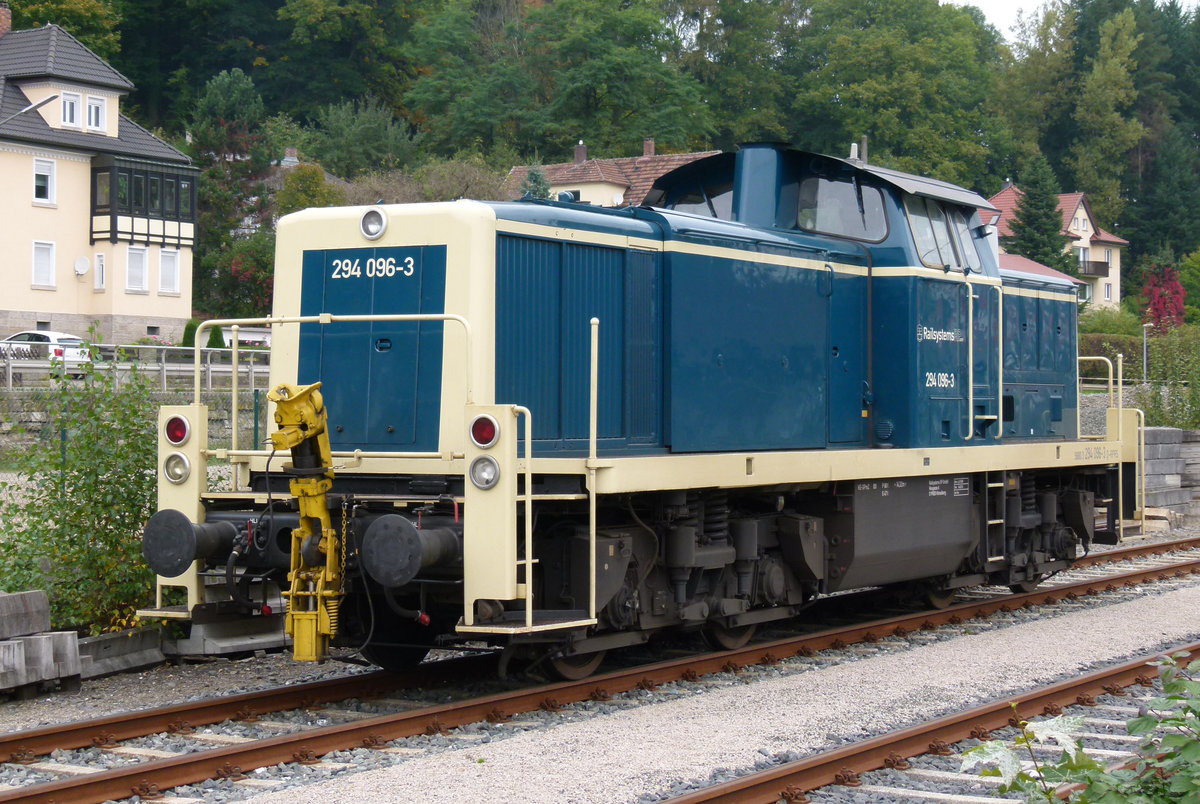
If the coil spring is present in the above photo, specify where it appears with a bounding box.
[326,596,340,638]
[1021,474,1036,511]
[705,490,729,541]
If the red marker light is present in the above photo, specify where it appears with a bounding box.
[469,414,499,448]
[165,415,190,445]
[415,612,431,626]
[260,604,273,616]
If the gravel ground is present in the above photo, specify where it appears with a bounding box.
[242,581,1200,804]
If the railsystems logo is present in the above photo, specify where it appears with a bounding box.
[916,325,964,344]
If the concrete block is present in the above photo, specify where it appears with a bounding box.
[17,634,54,684]
[78,627,164,679]
[49,631,81,679]
[1146,488,1193,507]
[1144,473,1182,491]
[0,640,26,689]
[1145,459,1187,475]
[1144,443,1181,460]
[1144,427,1184,445]
[0,591,51,639]
[1183,430,1200,442]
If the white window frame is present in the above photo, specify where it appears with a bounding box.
[1104,248,1112,265]
[126,245,148,292]
[158,249,180,294]
[94,252,106,291]
[33,158,55,205]
[86,96,106,131]
[1104,282,1112,301]
[32,241,55,288]
[60,92,81,128]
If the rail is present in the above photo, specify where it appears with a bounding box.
[0,344,269,392]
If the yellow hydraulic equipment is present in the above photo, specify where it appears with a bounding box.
[268,382,339,662]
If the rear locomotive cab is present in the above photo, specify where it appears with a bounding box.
[140,144,1139,677]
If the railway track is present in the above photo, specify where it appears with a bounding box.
[2,534,1199,803]
[664,641,1199,803]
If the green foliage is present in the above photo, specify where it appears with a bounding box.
[276,164,346,216]
[519,166,551,200]
[206,324,227,349]
[1136,325,1200,428]
[962,653,1200,802]
[181,319,199,348]
[1067,8,1145,229]
[0,350,157,633]
[1079,307,1144,336]
[13,0,122,61]
[211,230,277,318]
[1078,332,1141,379]
[344,153,509,205]
[305,96,419,179]
[1005,154,1075,276]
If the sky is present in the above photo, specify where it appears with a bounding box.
[956,0,1200,42]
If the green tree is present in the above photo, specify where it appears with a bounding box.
[1123,122,1200,262]
[305,97,418,179]
[190,69,274,317]
[1067,8,1145,228]
[216,229,276,317]
[0,355,157,633]
[11,0,121,60]
[275,163,346,216]
[1004,154,1075,275]
[787,0,1004,189]
[663,0,802,149]
[343,153,508,205]
[519,165,551,200]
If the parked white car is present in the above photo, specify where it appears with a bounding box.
[0,330,90,367]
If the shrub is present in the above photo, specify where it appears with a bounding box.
[181,319,199,348]
[0,353,157,633]
[1078,307,1144,336]
[206,324,227,349]
[962,652,1200,802]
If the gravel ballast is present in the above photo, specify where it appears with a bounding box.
[238,582,1200,804]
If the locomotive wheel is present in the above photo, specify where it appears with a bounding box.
[702,622,757,651]
[548,650,607,680]
[925,588,957,610]
[1009,575,1043,594]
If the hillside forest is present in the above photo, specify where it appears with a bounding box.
[13,0,1200,341]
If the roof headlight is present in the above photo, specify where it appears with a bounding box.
[163,452,191,485]
[360,207,387,240]
[468,455,500,490]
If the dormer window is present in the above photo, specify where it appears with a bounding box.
[61,93,81,128]
[86,96,105,131]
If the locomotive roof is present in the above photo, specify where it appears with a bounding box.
[838,158,998,213]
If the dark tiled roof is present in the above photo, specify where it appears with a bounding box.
[0,25,133,91]
[508,150,721,206]
[0,78,190,165]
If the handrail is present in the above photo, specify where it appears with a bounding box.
[963,284,976,441]
[994,285,1003,440]
[586,317,600,620]
[192,314,473,405]
[514,405,534,629]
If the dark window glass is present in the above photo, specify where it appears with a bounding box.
[164,178,176,216]
[149,176,161,214]
[179,179,193,217]
[132,173,146,212]
[116,171,130,211]
[94,172,111,210]
[669,181,733,219]
[796,177,887,241]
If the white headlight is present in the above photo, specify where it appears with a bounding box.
[163,452,191,484]
[360,207,387,240]
[468,455,500,490]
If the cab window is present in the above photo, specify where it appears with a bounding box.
[795,176,887,241]
[905,196,979,271]
[669,180,734,219]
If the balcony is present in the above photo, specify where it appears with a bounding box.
[1078,260,1110,277]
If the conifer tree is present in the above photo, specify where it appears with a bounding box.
[1005,154,1075,275]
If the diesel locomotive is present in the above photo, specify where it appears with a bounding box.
[140,143,1140,678]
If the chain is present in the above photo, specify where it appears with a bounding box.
[339,496,349,594]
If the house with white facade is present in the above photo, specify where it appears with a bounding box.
[0,3,198,344]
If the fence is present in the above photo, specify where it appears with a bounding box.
[0,345,270,392]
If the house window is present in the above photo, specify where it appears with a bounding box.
[32,241,55,287]
[1076,247,1090,264]
[149,176,161,214]
[1105,248,1112,265]
[132,174,146,213]
[159,249,179,294]
[1079,282,1092,303]
[164,178,177,215]
[1104,282,1112,301]
[94,171,111,211]
[126,246,148,292]
[146,326,160,336]
[61,93,81,128]
[94,253,106,290]
[1081,218,1089,232]
[179,178,193,217]
[86,96,105,131]
[33,159,55,204]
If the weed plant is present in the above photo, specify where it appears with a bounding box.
[962,652,1200,802]
[0,349,157,634]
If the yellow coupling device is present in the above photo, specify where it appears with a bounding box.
[267,382,340,662]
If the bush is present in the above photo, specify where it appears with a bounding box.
[1078,333,1142,379]
[206,324,227,349]
[962,652,1200,801]
[1078,307,1144,336]
[181,319,199,348]
[0,354,157,633]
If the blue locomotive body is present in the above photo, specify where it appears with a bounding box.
[142,144,1128,675]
